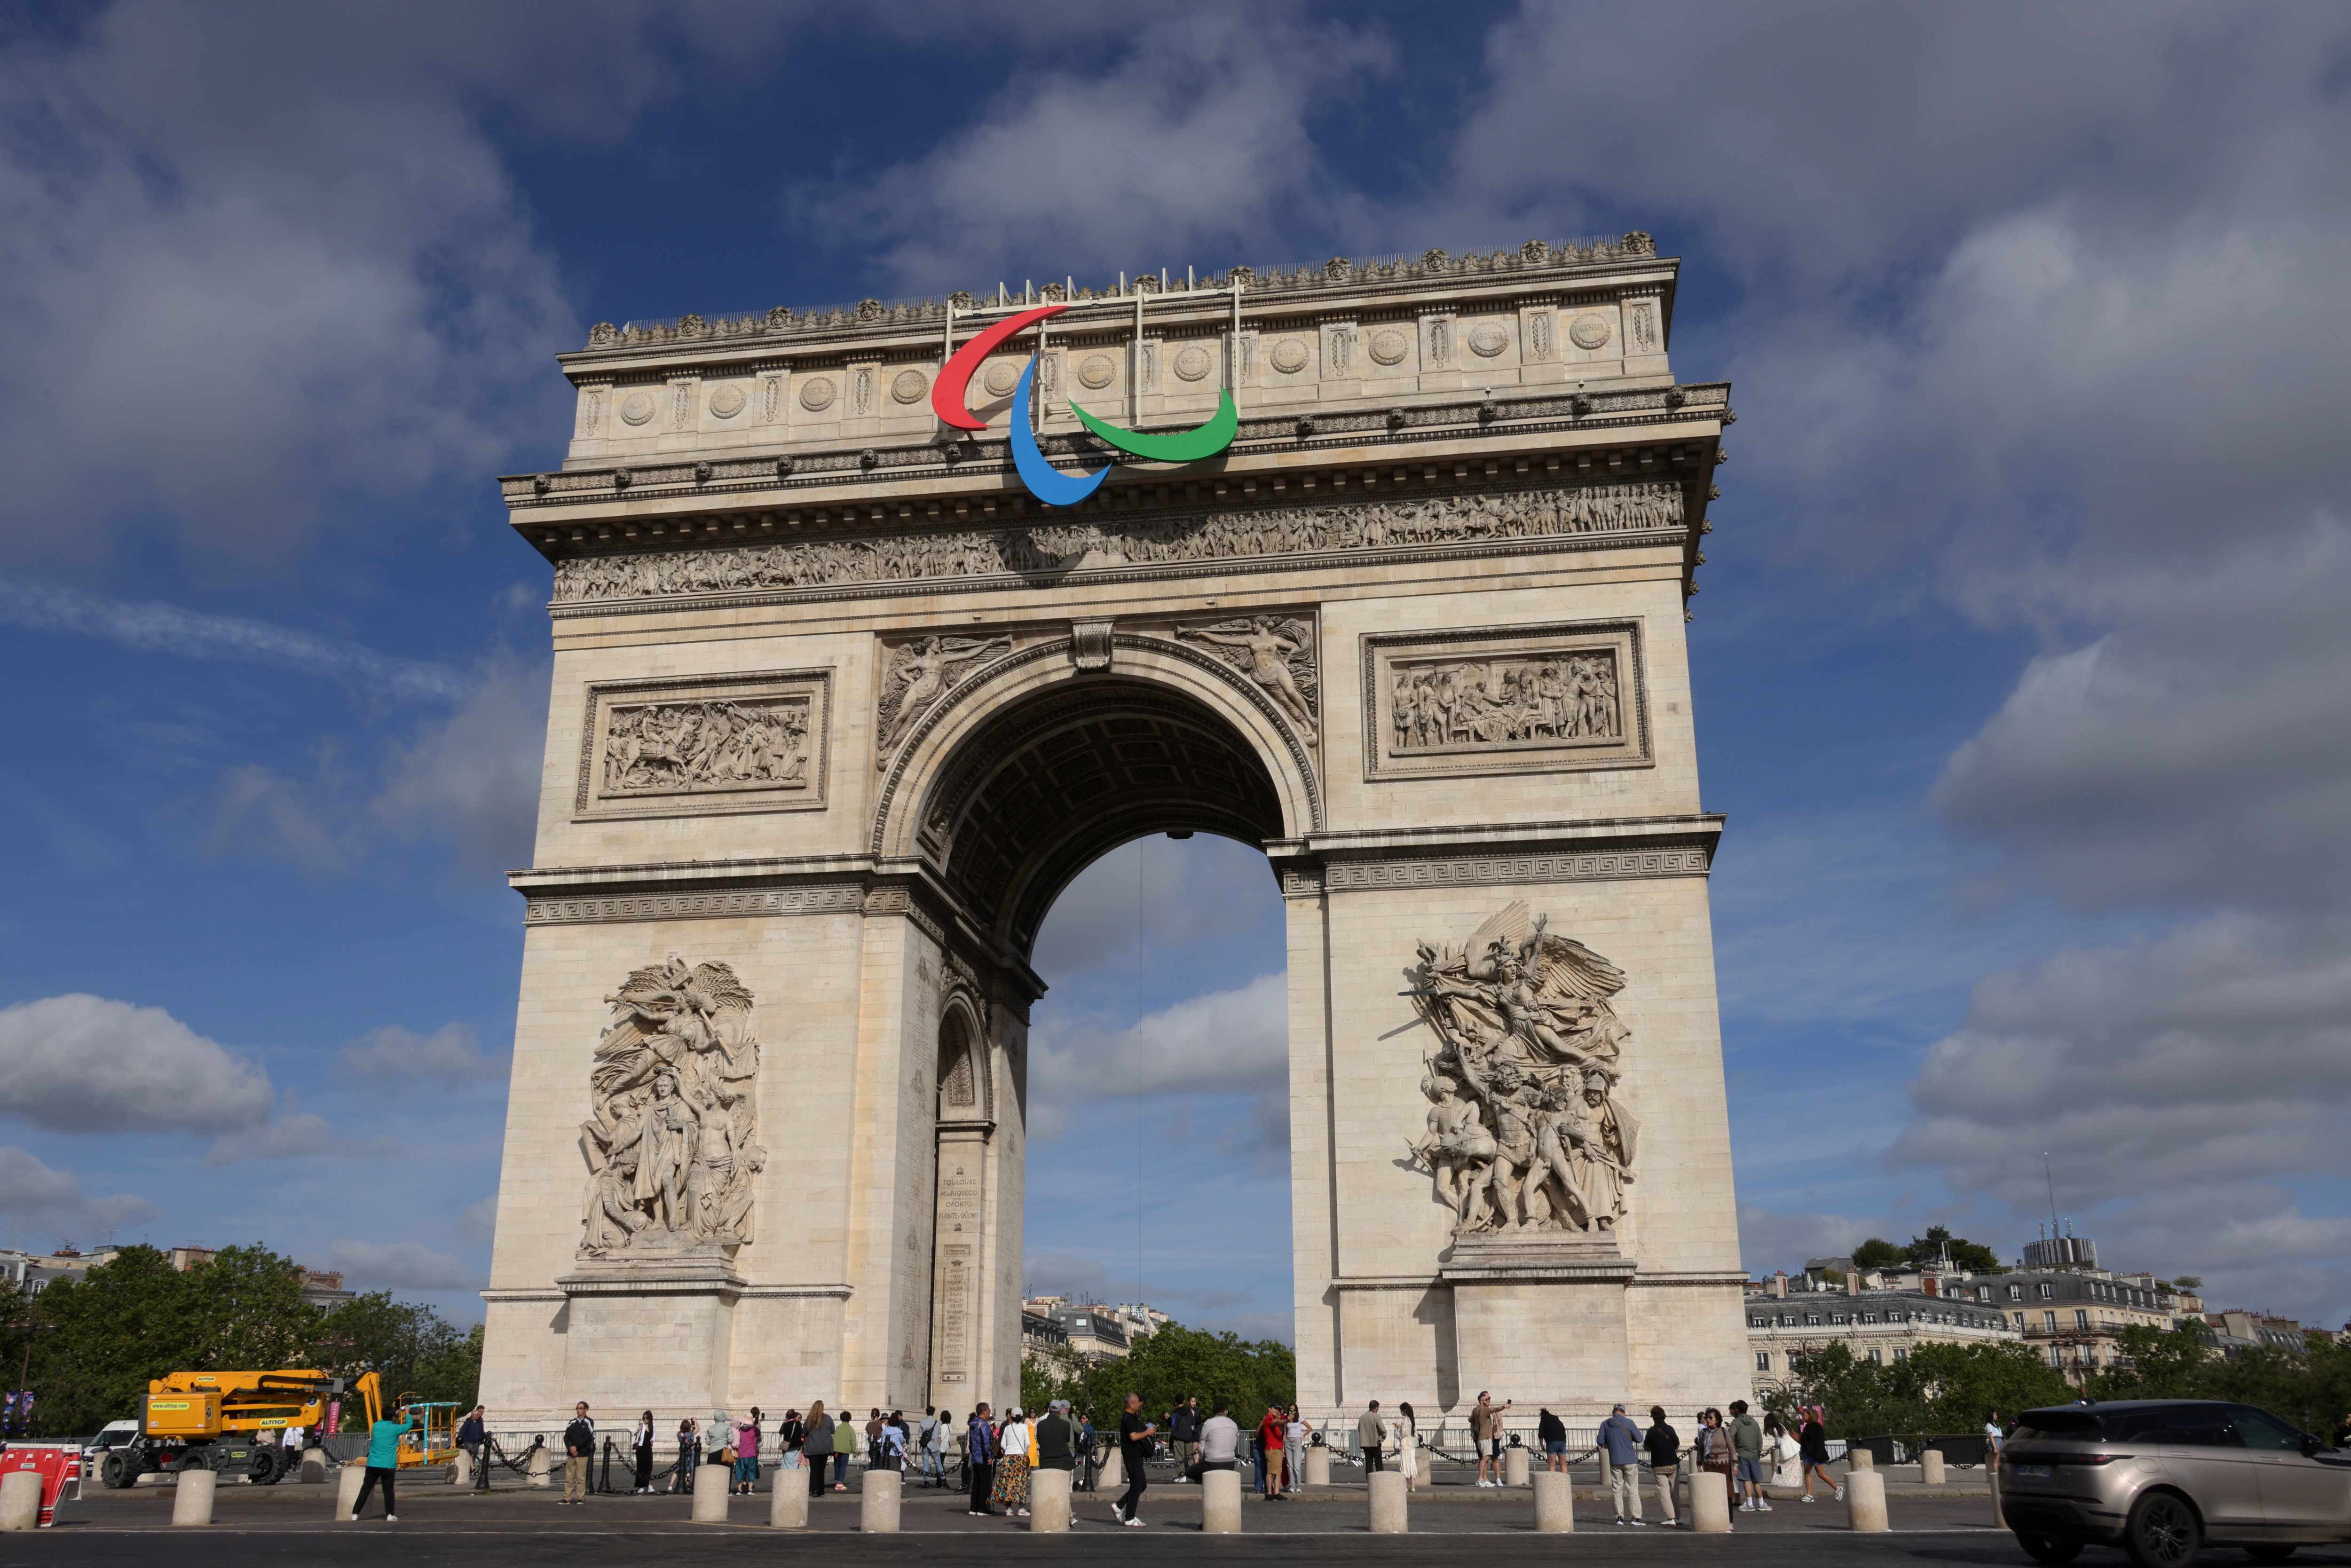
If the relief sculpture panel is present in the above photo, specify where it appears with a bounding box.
[576,670,829,819]
[1176,615,1318,742]
[577,956,766,1260]
[1362,620,1648,780]
[1405,902,1637,1239]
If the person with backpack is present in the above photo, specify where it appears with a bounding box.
[915,1407,945,1488]
[1169,1396,1199,1480]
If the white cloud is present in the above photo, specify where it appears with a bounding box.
[338,1024,508,1092]
[327,1238,475,1292]
[458,1197,498,1245]
[1028,972,1288,1143]
[207,652,550,880]
[1889,913,2351,1321]
[1031,835,1281,979]
[0,578,466,702]
[802,14,1391,292]
[0,993,272,1133]
[0,1145,156,1238]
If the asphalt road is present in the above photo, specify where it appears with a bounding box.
[11,1475,2351,1567]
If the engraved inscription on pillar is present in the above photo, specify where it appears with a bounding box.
[931,1157,984,1384]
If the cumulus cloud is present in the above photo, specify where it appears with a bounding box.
[337,1023,509,1091]
[327,1239,475,1292]
[1028,972,1288,1143]
[803,13,1392,292]
[0,994,272,1133]
[1031,835,1281,979]
[0,1145,156,1237]
[208,651,550,879]
[1889,914,2351,1316]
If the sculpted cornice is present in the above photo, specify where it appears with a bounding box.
[1266,813,1722,896]
[502,383,1728,513]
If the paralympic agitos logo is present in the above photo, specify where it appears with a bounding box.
[930,305,1237,507]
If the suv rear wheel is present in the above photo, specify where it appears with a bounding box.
[2015,1533,2084,1563]
[2125,1490,2203,1568]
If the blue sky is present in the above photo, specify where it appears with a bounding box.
[3,1,2349,1339]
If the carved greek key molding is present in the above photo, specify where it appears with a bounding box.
[524,885,865,925]
[1322,845,1710,892]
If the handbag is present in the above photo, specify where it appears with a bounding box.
[716,1445,736,1466]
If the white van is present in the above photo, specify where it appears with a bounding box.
[82,1419,140,1469]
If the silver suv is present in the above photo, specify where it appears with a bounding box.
[2001,1400,2351,1567]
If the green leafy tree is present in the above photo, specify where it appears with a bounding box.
[1851,1238,1906,1271]
[1773,1339,2070,1439]
[1905,1226,2001,1274]
[1023,1323,1294,1426]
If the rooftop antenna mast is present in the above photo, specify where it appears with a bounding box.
[2044,1151,2060,1237]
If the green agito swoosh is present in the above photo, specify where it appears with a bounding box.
[1067,388,1238,463]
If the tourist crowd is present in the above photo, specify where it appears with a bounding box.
[515,1390,1848,1529]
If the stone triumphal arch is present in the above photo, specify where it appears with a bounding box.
[481,238,1750,1425]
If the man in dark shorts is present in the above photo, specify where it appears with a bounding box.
[1113,1392,1157,1526]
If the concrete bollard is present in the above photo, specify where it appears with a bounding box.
[1688,1468,1732,1533]
[173,1468,217,1526]
[527,1445,552,1487]
[1920,1449,1946,1485]
[1990,1469,2004,1529]
[1846,1468,1890,1531]
[0,1472,42,1531]
[1201,1469,1243,1533]
[300,1450,327,1485]
[1848,1447,1873,1471]
[1532,1470,1575,1532]
[1305,1445,1331,1486]
[451,1450,472,1488]
[1097,1446,1123,1490]
[770,1477,808,1528]
[692,1477,730,1523]
[1503,1446,1530,1487]
[1368,1470,1408,1533]
[861,1468,900,1532]
[336,1463,367,1518]
[1029,1467,1072,1531]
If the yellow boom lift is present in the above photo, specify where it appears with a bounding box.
[106,1369,452,1487]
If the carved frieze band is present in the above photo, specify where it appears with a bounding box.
[550,481,1681,607]
[524,885,866,926]
[1320,846,1710,891]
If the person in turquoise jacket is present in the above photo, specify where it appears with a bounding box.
[350,1402,419,1522]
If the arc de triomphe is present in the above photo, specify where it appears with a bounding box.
[480,237,1750,1425]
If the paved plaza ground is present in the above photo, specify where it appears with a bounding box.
[18,1465,2351,1566]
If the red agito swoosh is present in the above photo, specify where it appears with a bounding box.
[932,304,1066,430]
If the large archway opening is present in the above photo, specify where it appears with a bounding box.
[910,667,1304,1375]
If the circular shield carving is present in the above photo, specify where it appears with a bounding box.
[1468,323,1510,358]
[798,376,837,412]
[707,384,746,419]
[1569,312,1612,350]
[891,369,928,404]
[1174,345,1212,382]
[1270,337,1310,375]
[1369,329,1409,366]
[983,360,1021,397]
[619,392,655,426]
[1078,353,1116,390]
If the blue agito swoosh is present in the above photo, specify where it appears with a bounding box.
[1010,355,1109,507]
